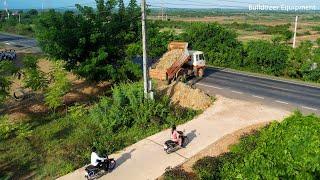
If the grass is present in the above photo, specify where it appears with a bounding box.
[164,112,320,180]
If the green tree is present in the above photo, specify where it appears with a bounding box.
[0,61,18,103]
[35,1,141,82]
[22,56,48,91]
[286,41,313,78]
[182,23,244,67]
[118,0,126,20]
[45,61,71,111]
[245,40,289,76]
[27,9,38,16]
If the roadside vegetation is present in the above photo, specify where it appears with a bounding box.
[0,1,200,179]
[164,112,320,179]
[0,82,198,179]
[156,20,320,83]
[1,3,319,179]
[0,9,37,37]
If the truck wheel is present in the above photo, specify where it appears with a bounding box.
[198,69,204,78]
[167,79,171,85]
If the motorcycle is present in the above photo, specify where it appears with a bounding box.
[164,131,189,154]
[84,158,116,180]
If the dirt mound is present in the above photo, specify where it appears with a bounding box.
[158,81,212,111]
[154,49,183,70]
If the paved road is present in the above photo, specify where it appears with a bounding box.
[0,32,37,48]
[196,67,320,115]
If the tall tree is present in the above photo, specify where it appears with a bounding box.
[118,0,126,20]
[127,0,139,16]
[35,1,141,82]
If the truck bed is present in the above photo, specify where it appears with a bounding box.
[150,50,189,81]
[149,42,190,81]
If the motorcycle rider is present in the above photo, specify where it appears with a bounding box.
[91,147,109,171]
[171,125,182,147]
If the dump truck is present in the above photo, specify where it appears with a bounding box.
[150,42,206,84]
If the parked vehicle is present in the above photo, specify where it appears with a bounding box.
[84,158,116,180]
[164,131,189,154]
[0,49,17,61]
[150,42,206,84]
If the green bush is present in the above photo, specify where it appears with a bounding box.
[265,24,293,40]
[22,56,48,91]
[182,23,244,67]
[0,116,32,141]
[193,156,221,180]
[245,40,289,76]
[0,61,18,103]
[192,113,320,179]
[0,82,198,179]
[193,153,238,180]
[164,167,191,180]
[45,61,71,110]
[221,112,320,179]
[225,22,268,32]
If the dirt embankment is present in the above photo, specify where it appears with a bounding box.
[1,58,111,121]
[156,81,213,111]
[181,122,269,173]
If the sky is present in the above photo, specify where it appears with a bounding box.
[0,0,319,10]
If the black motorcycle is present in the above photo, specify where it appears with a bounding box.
[84,158,116,180]
[164,131,189,154]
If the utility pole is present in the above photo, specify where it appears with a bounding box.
[4,0,9,19]
[42,0,44,12]
[141,0,150,99]
[293,16,298,48]
[161,0,164,21]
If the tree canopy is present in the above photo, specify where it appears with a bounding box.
[35,0,141,81]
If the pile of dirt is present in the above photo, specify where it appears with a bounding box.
[154,49,184,70]
[158,81,212,111]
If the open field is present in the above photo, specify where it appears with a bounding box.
[151,13,320,46]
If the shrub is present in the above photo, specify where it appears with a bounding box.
[0,61,18,103]
[193,156,221,180]
[0,116,32,140]
[45,61,71,110]
[164,167,191,180]
[0,82,198,179]
[22,56,48,91]
[221,112,320,179]
[265,24,293,41]
[245,40,289,76]
[182,23,244,68]
[193,153,238,180]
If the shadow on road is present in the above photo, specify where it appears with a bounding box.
[116,149,136,168]
[185,130,197,146]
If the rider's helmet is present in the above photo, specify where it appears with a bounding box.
[171,125,176,134]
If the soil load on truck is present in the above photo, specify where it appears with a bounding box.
[150,42,206,84]
[154,49,184,70]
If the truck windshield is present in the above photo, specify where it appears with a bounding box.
[199,54,205,60]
